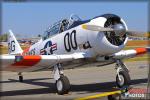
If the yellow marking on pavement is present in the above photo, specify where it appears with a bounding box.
[75,90,121,100]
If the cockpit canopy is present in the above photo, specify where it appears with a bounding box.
[42,14,82,40]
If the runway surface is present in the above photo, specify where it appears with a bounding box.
[0,61,148,100]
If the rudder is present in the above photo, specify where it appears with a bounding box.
[8,30,23,55]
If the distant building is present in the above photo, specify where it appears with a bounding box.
[128,37,149,40]
[0,42,7,47]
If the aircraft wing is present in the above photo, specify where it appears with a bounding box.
[111,47,150,59]
[0,52,89,72]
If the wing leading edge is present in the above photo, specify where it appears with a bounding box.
[111,47,150,59]
[0,52,88,72]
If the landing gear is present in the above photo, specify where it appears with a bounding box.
[56,75,70,95]
[18,72,23,82]
[53,64,70,95]
[115,60,130,88]
[116,70,130,88]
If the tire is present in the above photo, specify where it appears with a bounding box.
[19,76,23,82]
[56,75,70,95]
[116,71,130,88]
[108,95,117,100]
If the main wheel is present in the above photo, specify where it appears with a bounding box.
[116,70,130,88]
[56,75,70,95]
[19,75,23,82]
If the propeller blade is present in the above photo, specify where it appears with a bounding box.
[82,24,149,38]
[82,24,114,32]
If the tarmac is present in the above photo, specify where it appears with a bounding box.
[0,61,149,100]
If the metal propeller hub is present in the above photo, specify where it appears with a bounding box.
[104,18,127,46]
[112,24,126,37]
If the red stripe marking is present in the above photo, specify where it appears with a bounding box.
[135,48,147,55]
[12,55,41,68]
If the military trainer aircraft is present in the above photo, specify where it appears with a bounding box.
[0,14,149,95]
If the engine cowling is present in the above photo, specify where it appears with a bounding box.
[87,14,128,55]
[102,14,127,46]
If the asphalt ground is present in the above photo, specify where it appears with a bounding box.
[0,61,149,100]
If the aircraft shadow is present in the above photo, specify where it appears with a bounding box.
[0,78,148,97]
[0,78,52,83]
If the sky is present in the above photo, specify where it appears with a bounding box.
[2,1,148,38]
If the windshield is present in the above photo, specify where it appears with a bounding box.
[42,20,61,40]
[69,14,81,26]
[42,14,82,40]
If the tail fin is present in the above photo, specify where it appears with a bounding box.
[8,30,23,55]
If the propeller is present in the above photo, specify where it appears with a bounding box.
[82,24,149,37]
[82,24,114,32]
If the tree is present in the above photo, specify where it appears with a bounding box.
[0,33,8,42]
